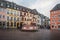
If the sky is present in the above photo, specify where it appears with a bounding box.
[6,0,60,18]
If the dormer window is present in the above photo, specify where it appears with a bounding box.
[1,3,3,6]
[7,5,10,7]
[27,10,28,12]
[14,6,16,9]
[17,7,19,10]
[7,2,10,8]
[20,8,22,10]
[14,5,16,9]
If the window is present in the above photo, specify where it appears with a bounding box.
[7,16,9,20]
[22,12,24,15]
[53,16,56,18]
[14,6,16,9]
[23,9,25,11]
[7,10,10,14]
[11,13,13,15]
[51,11,55,14]
[0,22,2,26]
[24,12,26,15]
[58,15,60,17]
[11,22,13,26]
[0,7,4,12]
[3,22,5,26]
[17,11,20,16]
[20,8,22,10]
[22,17,24,21]
[17,7,19,10]
[14,22,16,26]
[20,12,22,16]
[58,20,60,22]
[1,3,3,6]
[11,17,13,21]
[25,18,26,21]
[52,25,54,28]
[11,11,15,15]
[14,7,16,9]
[14,11,16,16]
[18,12,20,16]
[58,25,60,28]
[0,8,1,11]
[7,22,9,26]
[7,5,10,8]
[27,13,29,16]
[3,15,5,18]
[7,2,10,8]
[27,10,28,12]
[0,15,1,18]
[14,17,16,21]
[12,11,14,15]
[13,11,16,15]
[0,8,2,11]
[11,11,13,15]
[17,18,19,21]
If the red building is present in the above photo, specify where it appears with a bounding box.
[50,4,60,29]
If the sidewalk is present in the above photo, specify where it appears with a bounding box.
[0,28,20,31]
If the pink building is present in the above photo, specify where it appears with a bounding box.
[0,7,6,28]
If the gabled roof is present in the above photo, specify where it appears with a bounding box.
[51,4,60,11]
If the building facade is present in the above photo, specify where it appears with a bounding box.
[32,9,41,27]
[44,16,50,29]
[40,14,50,29]
[0,0,41,29]
[0,0,49,29]
[0,7,7,28]
[20,9,40,28]
[50,4,60,29]
[0,0,22,28]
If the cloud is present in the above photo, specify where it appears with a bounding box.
[29,0,60,18]
[7,0,37,7]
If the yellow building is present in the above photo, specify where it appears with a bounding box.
[6,8,20,28]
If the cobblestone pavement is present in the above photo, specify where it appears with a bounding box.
[0,29,60,40]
